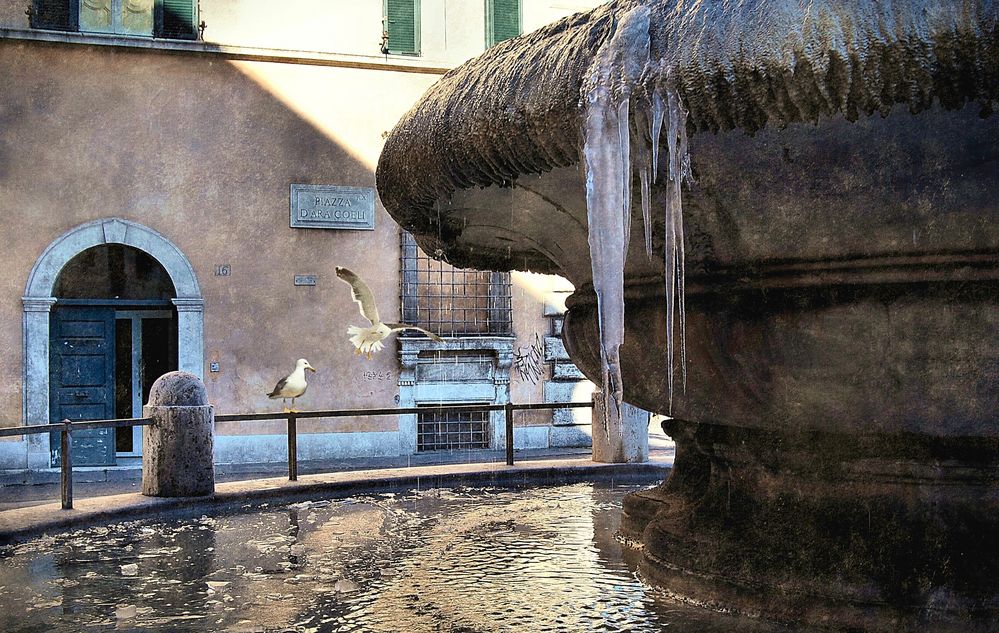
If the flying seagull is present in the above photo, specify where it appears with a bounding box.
[335,266,444,358]
[267,358,316,412]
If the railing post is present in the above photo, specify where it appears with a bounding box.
[288,413,298,481]
[505,402,514,466]
[60,419,72,510]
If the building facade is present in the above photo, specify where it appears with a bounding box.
[0,0,604,470]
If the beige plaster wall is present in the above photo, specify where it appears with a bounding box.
[0,1,605,444]
[509,272,557,426]
[0,39,440,435]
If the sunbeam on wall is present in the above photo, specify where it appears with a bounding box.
[229,59,441,171]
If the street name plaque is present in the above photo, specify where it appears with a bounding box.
[290,184,375,230]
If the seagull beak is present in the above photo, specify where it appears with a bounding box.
[308,366,317,372]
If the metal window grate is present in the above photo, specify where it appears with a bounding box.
[400,232,513,337]
[417,405,490,451]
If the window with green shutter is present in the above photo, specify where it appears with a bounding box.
[486,0,521,47]
[155,0,197,40]
[383,0,420,56]
[28,0,197,40]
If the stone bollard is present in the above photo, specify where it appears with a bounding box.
[591,389,650,464]
[142,371,215,497]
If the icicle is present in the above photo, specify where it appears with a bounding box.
[640,158,652,261]
[658,84,691,412]
[631,103,654,262]
[580,6,650,436]
[617,99,633,256]
[650,91,665,184]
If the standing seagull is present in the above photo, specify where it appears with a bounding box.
[335,266,443,358]
[267,358,316,412]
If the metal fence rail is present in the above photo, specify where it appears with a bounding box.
[216,401,595,480]
[0,418,154,510]
[1,401,593,509]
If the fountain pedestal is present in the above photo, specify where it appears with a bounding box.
[590,390,649,464]
[621,420,999,631]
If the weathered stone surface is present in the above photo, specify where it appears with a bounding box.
[548,424,592,448]
[621,418,999,632]
[377,0,999,273]
[142,372,214,497]
[544,380,593,426]
[375,0,999,627]
[551,361,584,380]
[543,336,569,362]
[146,371,208,408]
[551,316,564,336]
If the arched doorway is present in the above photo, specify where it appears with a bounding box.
[22,219,203,468]
[50,245,177,464]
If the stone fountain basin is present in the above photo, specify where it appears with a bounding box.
[437,103,998,439]
[431,102,999,628]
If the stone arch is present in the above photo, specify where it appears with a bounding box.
[25,217,201,299]
[21,218,204,468]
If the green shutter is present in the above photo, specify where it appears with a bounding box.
[156,0,197,40]
[385,0,419,55]
[487,0,521,47]
[30,0,77,31]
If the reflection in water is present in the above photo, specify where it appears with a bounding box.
[0,484,789,632]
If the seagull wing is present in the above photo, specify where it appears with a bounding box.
[335,266,379,324]
[384,323,445,343]
[267,375,289,398]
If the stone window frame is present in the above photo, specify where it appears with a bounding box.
[21,217,203,468]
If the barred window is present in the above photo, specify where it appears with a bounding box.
[417,406,490,451]
[400,232,512,337]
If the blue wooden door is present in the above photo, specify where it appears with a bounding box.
[49,307,116,466]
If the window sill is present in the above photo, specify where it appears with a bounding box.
[1,27,452,75]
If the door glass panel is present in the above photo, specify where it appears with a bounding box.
[115,318,133,451]
[80,0,113,33]
[141,317,177,405]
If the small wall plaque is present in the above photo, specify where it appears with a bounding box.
[290,184,376,230]
[294,274,317,286]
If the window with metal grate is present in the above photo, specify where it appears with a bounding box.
[400,232,513,337]
[417,405,490,451]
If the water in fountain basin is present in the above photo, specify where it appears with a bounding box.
[0,484,789,633]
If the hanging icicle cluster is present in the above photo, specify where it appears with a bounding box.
[581,5,692,430]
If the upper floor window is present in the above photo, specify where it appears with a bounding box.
[382,0,420,56]
[29,0,199,39]
[486,0,521,47]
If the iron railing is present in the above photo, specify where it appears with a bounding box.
[0,417,154,510]
[0,402,593,509]
[216,401,594,480]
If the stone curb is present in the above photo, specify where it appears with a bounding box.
[0,457,670,546]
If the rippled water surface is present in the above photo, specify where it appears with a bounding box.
[0,483,785,632]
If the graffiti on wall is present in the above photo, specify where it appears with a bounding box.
[513,332,545,385]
